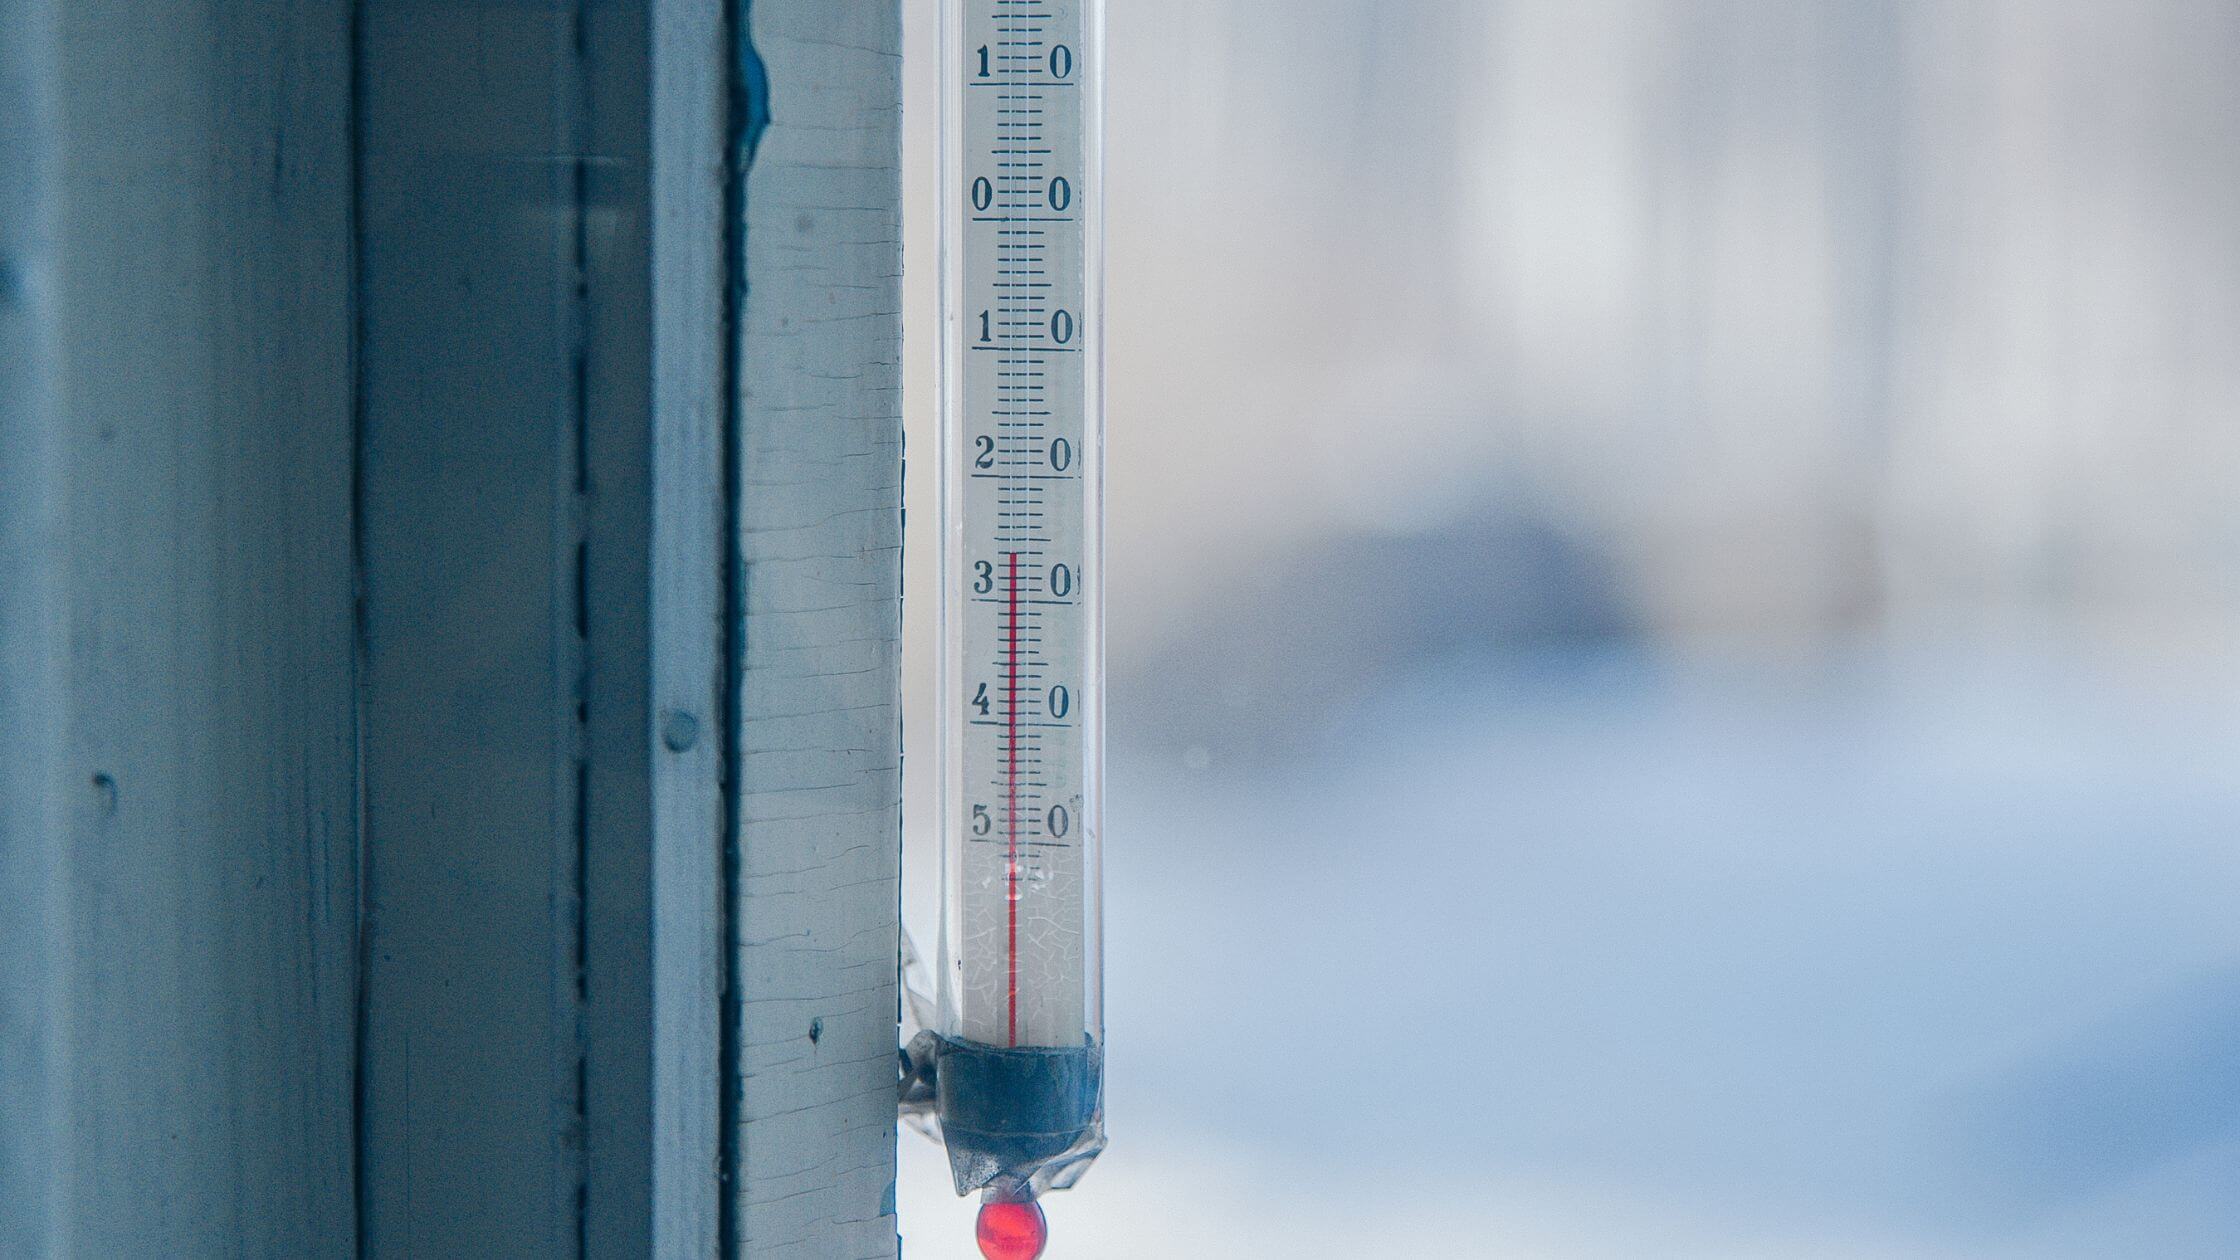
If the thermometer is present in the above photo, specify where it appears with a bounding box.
[929,0,1106,1248]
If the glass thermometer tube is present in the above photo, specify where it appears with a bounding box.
[934,0,1106,1207]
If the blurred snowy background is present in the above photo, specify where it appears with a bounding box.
[900,2,2240,1255]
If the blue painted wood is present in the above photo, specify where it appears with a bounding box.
[647,0,731,1252]
[0,2,358,1253]
[0,5,900,1253]
[355,3,593,1254]
[356,5,732,1254]
[580,4,661,1252]
[729,2,906,1255]
[0,6,69,1253]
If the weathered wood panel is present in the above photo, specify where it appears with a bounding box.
[729,2,906,1255]
[358,4,730,1254]
[580,3,659,1252]
[1,5,902,1254]
[0,5,70,1254]
[647,0,732,1253]
[355,5,589,1252]
[0,1,359,1254]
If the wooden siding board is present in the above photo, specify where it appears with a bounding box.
[0,3,71,1252]
[354,5,586,1253]
[0,1,359,1253]
[648,0,731,1253]
[729,2,906,1256]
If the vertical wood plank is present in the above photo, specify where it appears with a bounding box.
[357,5,724,1253]
[580,2,658,1252]
[729,2,906,1255]
[0,1,358,1254]
[0,4,69,1253]
[357,4,738,1250]
[649,0,731,1253]
[355,5,588,1253]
